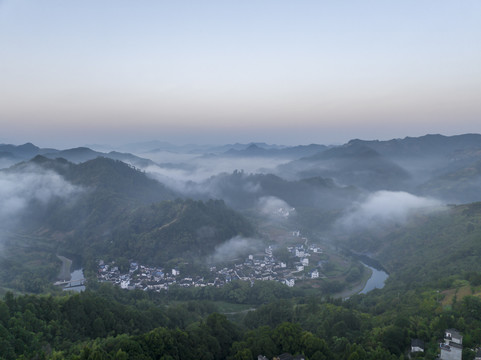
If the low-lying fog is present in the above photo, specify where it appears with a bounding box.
[141,151,292,194]
[3,136,478,262]
[0,165,84,249]
[0,165,82,223]
[130,148,450,253]
[336,191,444,233]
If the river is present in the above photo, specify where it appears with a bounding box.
[56,255,86,292]
[63,268,85,292]
[360,264,389,294]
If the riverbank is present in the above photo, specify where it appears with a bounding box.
[333,266,373,299]
[57,255,72,281]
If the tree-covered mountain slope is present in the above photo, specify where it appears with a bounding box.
[418,159,481,204]
[343,202,481,289]
[0,157,254,292]
[23,155,175,204]
[190,171,361,210]
[277,143,411,191]
[98,198,254,265]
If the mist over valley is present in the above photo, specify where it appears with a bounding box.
[2,134,481,284]
[2,134,481,359]
[3,1,481,356]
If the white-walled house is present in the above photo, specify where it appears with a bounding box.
[440,329,463,360]
[295,264,304,272]
[295,248,305,258]
[411,339,424,353]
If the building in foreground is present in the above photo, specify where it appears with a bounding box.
[440,329,463,360]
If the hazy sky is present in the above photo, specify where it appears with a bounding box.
[1,0,480,148]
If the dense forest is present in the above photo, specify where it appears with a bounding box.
[2,275,481,359]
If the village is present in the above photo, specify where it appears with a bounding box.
[97,232,327,292]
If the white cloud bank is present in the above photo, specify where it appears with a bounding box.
[0,166,82,222]
[144,155,289,194]
[257,196,296,220]
[338,190,444,231]
[211,235,263,263]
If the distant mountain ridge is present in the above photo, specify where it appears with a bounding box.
[0,143,157,169]
[304,143,380,160]
[3,133,481,163]
[117,140,288,154]
[347,133,481,158]
[221,143,328,159]
[277,142,411,191]
[4,134,481,204]
[344,134,481,201]
[0,142,54,160]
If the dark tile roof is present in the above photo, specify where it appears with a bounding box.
[411,339,425,349]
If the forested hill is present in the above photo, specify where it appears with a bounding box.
[71,198,255,266]
[192,171,361,210]
[26,155,176,205]
[25,156,253,262]
[0,157,254,292]
[343,202,481,290]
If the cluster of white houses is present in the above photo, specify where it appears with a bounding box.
[97,240,325,291]
[211,243,323,288]
[97,261,221,291]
